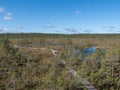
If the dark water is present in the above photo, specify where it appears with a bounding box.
[72,46,106,57]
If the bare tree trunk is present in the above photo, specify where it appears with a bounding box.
[13,65,16,90]
[14,75,16,90]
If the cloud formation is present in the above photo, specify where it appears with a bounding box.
[79,28,82,31]
[56,30,60,32]
[0,6,13,21]
[76,10,80,14]
[0,27,8,32]
[44,22,54,28]
[102,26,118,29]
[65,27,78,33]
[83,29,92,33]
[115,29,120,33]
[4,16,13,20]
[0,7,5,13]
[6,12,12,16]
[16,26,26,29]
[102,25,118,32]
[52,16,56,19]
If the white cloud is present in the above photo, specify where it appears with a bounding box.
[0,7,5,13]
[0,28,8,32]
[52,16,56,19]
[6,12,12,16]
[83,30,92,33]
[102,26,118,32]
[16,26,25,29]
[44,22,54,28]
[56,30,60,32]
[0,7,13,21]
[65,27,78,33]
[79,28,82,31]
[115,29,120,33]
[4,16,13,20]
[102,26,118,29]
[76,10,80,14]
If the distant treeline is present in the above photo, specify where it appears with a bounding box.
[0,33,120,39]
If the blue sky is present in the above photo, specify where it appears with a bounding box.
[0,0,120,34]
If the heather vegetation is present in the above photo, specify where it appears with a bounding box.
[0,33,120,90]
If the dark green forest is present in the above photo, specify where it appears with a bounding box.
[0,33,120,90]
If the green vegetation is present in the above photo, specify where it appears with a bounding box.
[0,33,120,90]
